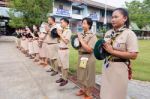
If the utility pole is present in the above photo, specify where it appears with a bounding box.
[103,0,107,37]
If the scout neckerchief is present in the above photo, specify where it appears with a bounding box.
[63,26,70,33]
[82,30,94,44]
[60,26,70,43]
[104,26,127,68]
[111,26,127,44]
[61,26,70,38]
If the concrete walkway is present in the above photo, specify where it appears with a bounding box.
[1,37,150,99]
[0,41,81,99]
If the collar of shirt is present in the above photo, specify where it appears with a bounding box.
[111,26,127,38]
[82,30,92,37]
[113,25,127,33]
[63,26,69,30]
[49,24,56,28]
[62,26,70,33]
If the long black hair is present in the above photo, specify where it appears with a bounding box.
[113,8,130,28]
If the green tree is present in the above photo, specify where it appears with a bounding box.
[125,0,150,28]
[9,0,53,28]
[143,0,150,22]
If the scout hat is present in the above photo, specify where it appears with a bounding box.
[51,28,59,38]
[94,39,110,60]
[71,35,81,49]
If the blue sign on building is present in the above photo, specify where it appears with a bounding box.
[55,8,71,17]
[88,12,99,21]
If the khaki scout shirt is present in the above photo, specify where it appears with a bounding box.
[79,31,97,53]
[104,27,139,53]
[44,24,59,44]
[59,27,72,48]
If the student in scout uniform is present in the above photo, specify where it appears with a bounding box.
[56,18,71,86]
[38,23,48,67]
[14,28,22,49]
[32,25,40,62]
[26,27,34,59]
[20,28,25,52]
[20,28,26,52]
[76,17,97,99]
[45,16,60,76]
[100,8,139,99]
[18,29,22,50]
[22,28,29,56]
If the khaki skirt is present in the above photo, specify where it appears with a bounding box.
[20,39,23,48]
[22,39,28,51]
[100,62,128,99]
[39,43,47,58]
[33,40,39,54]
[15,38,21,47]
[28,41,34,54]
[77,53,96,87]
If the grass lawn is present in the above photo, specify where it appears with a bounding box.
[69,40,150,81]
[132,40,150,81]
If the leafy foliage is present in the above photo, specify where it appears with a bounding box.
[125,0,150,28]
[8,0,53,28]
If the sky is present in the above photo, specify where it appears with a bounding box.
[92,0,143,7]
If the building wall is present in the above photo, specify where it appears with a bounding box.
[52,0,113,34]
[53,0,72,17]
[0,0,14,35]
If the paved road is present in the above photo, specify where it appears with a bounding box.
[0,42,81,99]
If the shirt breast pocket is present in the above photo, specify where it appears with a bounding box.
[113,39,127,51]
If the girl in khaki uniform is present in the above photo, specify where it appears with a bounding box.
[26,27,34,59]
[101,8,139,99]
[76,17,97,99]
[20,29,24,52]
[15,29,21,49]
[38,30,48,66]
[32,25,40,62]
[22,29,29,56]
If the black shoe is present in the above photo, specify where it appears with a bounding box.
[51,71,58,76]
[56,78,64,83]
[60,80,68,86]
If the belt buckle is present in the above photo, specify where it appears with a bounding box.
[111,58,115,62]
[109,57,114,62]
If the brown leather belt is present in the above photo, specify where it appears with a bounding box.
[60,48,68,50]
[109,58,128,62]
[47,43,57,45]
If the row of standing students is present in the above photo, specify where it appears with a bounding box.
[14,16,97,99]
[14,8,139,99]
